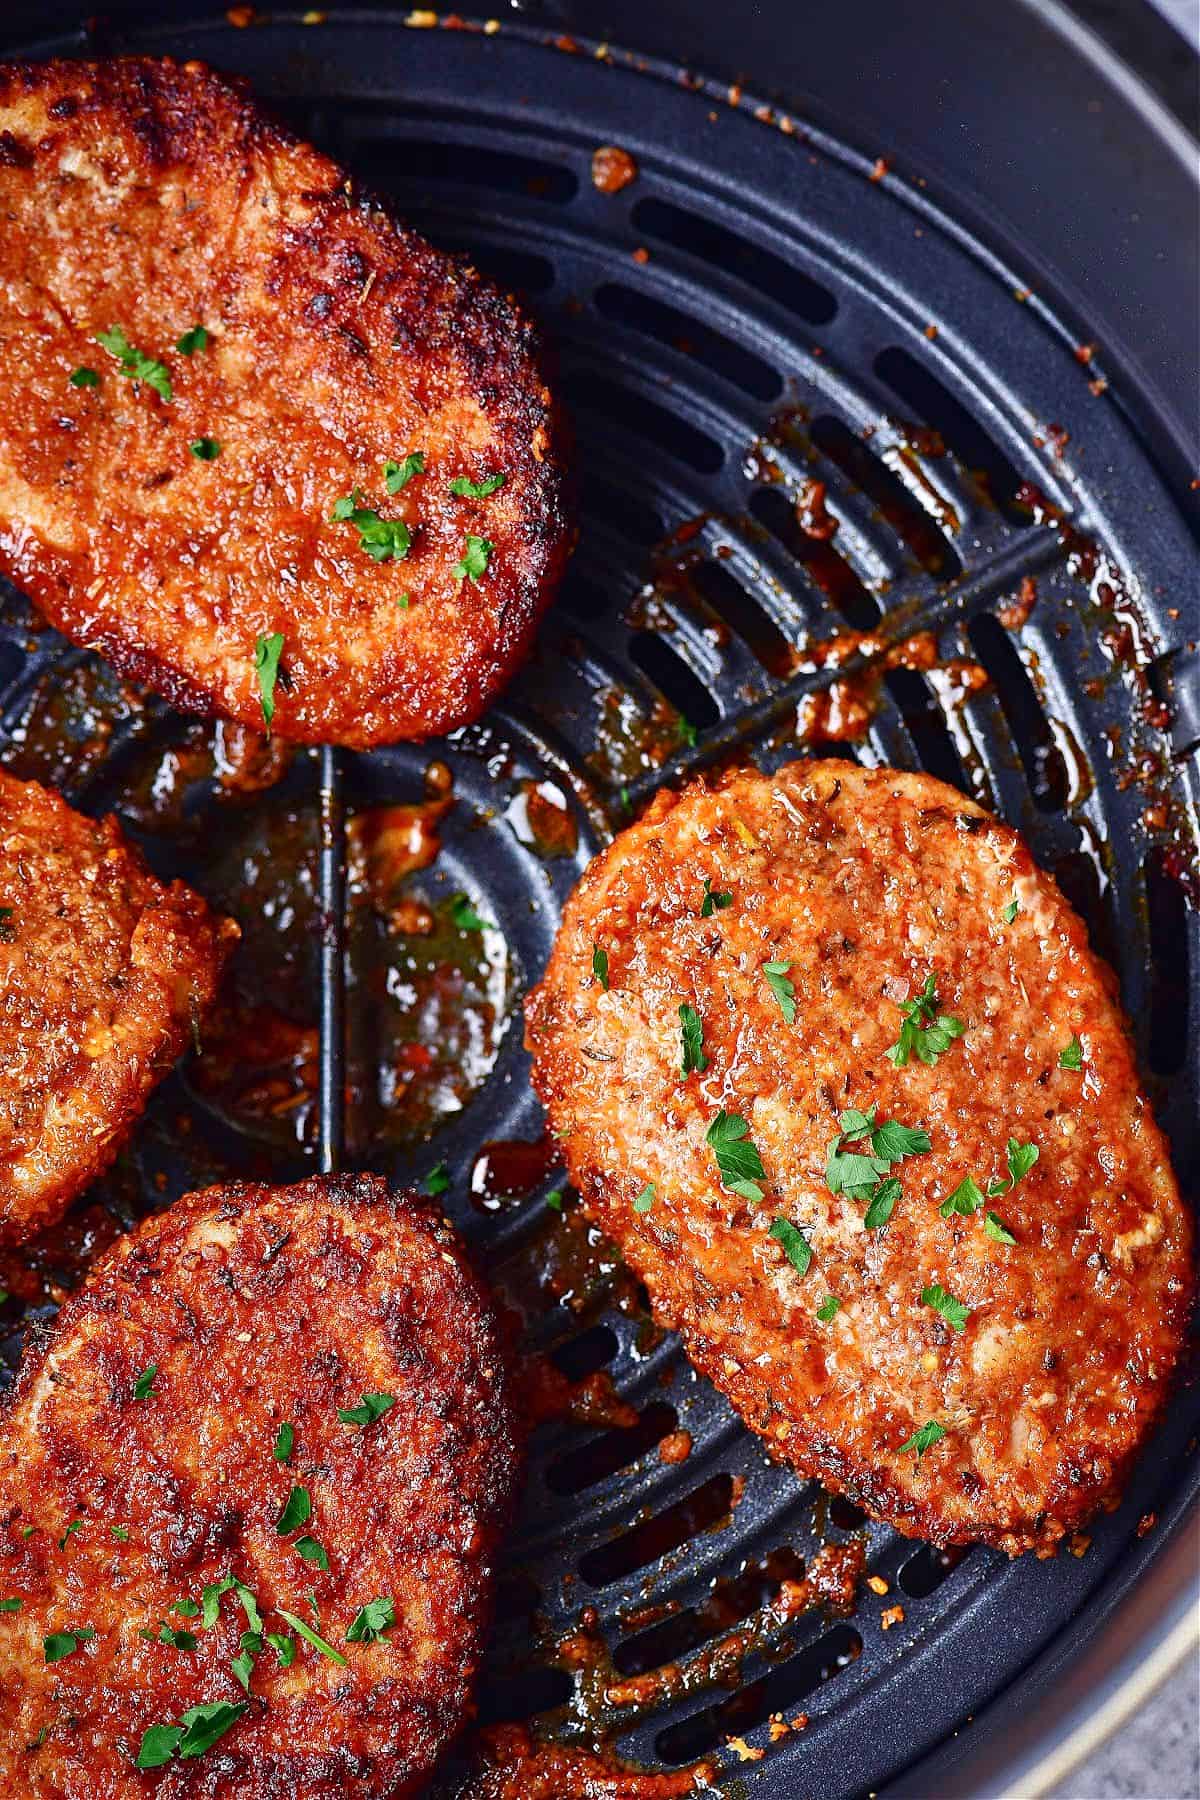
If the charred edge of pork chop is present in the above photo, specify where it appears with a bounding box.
[0,57,574,745]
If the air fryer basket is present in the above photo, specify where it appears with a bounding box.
[0,5,1196,1797]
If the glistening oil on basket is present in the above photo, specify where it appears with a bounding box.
[0,10,1196,1798]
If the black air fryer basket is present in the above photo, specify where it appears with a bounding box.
[1,4,1197,1796]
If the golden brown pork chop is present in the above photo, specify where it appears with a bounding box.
[0,769,235,1246]
[0,1174,519,1797]
[526,760,1193,1555]
[0,57,571,746]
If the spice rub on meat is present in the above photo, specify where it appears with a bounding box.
[0,770,235,1247]
[0,57,571,746]
[0,1174,520,1797]
[526,760,1193,1555]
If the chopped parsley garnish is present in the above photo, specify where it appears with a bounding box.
[190,436,220,461]
[273,1423,294,1462]
[330,491,412,562]
[172,1599,200,1619]
[133,1364,158,1401]
[816,1294,841,1323]
[337,1392,395,1428]
[69,366,100,388]
[826,1105,930,1199]
[111,1526,130,1543]
[44,1629,93,1664]
[1003,1139,1039,1187]
[633,1182,655,1214]
[94,324,172,400]
[592,945,610,990]
[984,1210,1017,1245]
[706,1111,766,1204]
[295,1536,330,1571]
[276,1608,347,1666]
[921,1283,970,1332]
[679,1003,708,1075]
[452,534,492,584]
[545,1188,564,1211]
[0,1598,21,1613]
[231,1634,258,1693]
[175,326,208,355]
[450,893,491,931]
[201,1576,235,1629]
[939,1175,984,1219]
[1060,1034,1083,1071]
[276,1486,312,1535]
[253,631,285,730]
[700,877,732,918]
[346,1597,395,1643]
[863,1177,902,1231]
[886,975,964,1068]
[763,960,796,1025]
[769,1217,812,1276]
[266,1632,295,1667]
[135,1701,248,1769]
[58,1520,82,1551]
[384,451,425,493]
[424,1162,450,1197]
[676,715,698,748]
[449,472,505,498]
[156,1624,198,1651]
[1002,898,1019,924]
[898,1420,946,1458]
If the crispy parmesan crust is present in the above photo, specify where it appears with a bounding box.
[525,760,1194,1555]
[0,57,572,746]
[0,770,236,1246]
[0,1175,520,1797]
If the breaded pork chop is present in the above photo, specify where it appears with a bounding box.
[0,1174,519,1798]
[0,57,571,746]
[526,760,1193,1555]
[0,770,235,1246]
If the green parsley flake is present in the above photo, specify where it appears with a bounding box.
[44,1629,93,1664]
[157,1624,198,1651]
[136,1701,248,1769]
[700,876,732,918]
[1004,1138,1039,1187]
[816,1294,841,1323]
[449,893,491,932]
[231,1635,258,1693]
[337,1392,395,1428]
[863,1176,902,1231]
[898,1420,946,1458]
[1002,898,1019,924]
[984,1210,1017,1245]
[544,1188,564,1212]
[276,1609,347,1666]
[921,1283,970,1332]
[276,1486,311,1535]
[886,975,964,1068]
[706,1110,766,1204]
[424,1162,451,1197]
[1060,1034,1083,1071]
[133,1364,157,1401]
[769,1217,812,1276]
[939,1175,984,1218]
[449,472,505,498]
[346,1597,396,1643]
[826,1105,930,1201]
[176,326,209,355]
[592,945,610,990]
[190,437,221,461]
[201,1576,235,1630]
[111,1526,130,1543]
[632,1182,655,1214]
[0,1598,22,1613]
[172,1599,201,1619]
[679,1003,708,1075]
[253,631,285,731]
[295,1536,329,1571]
[676,715,698,748]
[69,366,100,388]
[94,325,172,400]
[330,490,412,563]
[452,534,492,584]
[384,451,425,493]
[58,1520,83,1551]
[266,1632,295,1667]
[763,960,796,1024]
[273,1423,294,1462]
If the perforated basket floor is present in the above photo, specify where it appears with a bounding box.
[1,13,1198,1798]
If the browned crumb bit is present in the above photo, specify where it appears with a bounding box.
[870,156,890,181]
[226,4,257,22]
[631,247,651,265]
[791,1713,810,1731]
[726,1736,765,1763]
[881,1605,905,1630]
[1069,1533,1092,1558]
[1074,342,1097,364]
[591,145,639,195]
[658,1429,693,1465]
[1089,376,1109,396]
[866,1574,890,1596]
[1014,287,1031,302]
[1137,1512,1158,1537]
[924,323,939,341]
[768,1713,790,1743]
[997,574,1038,631]
[409,9,439,25]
